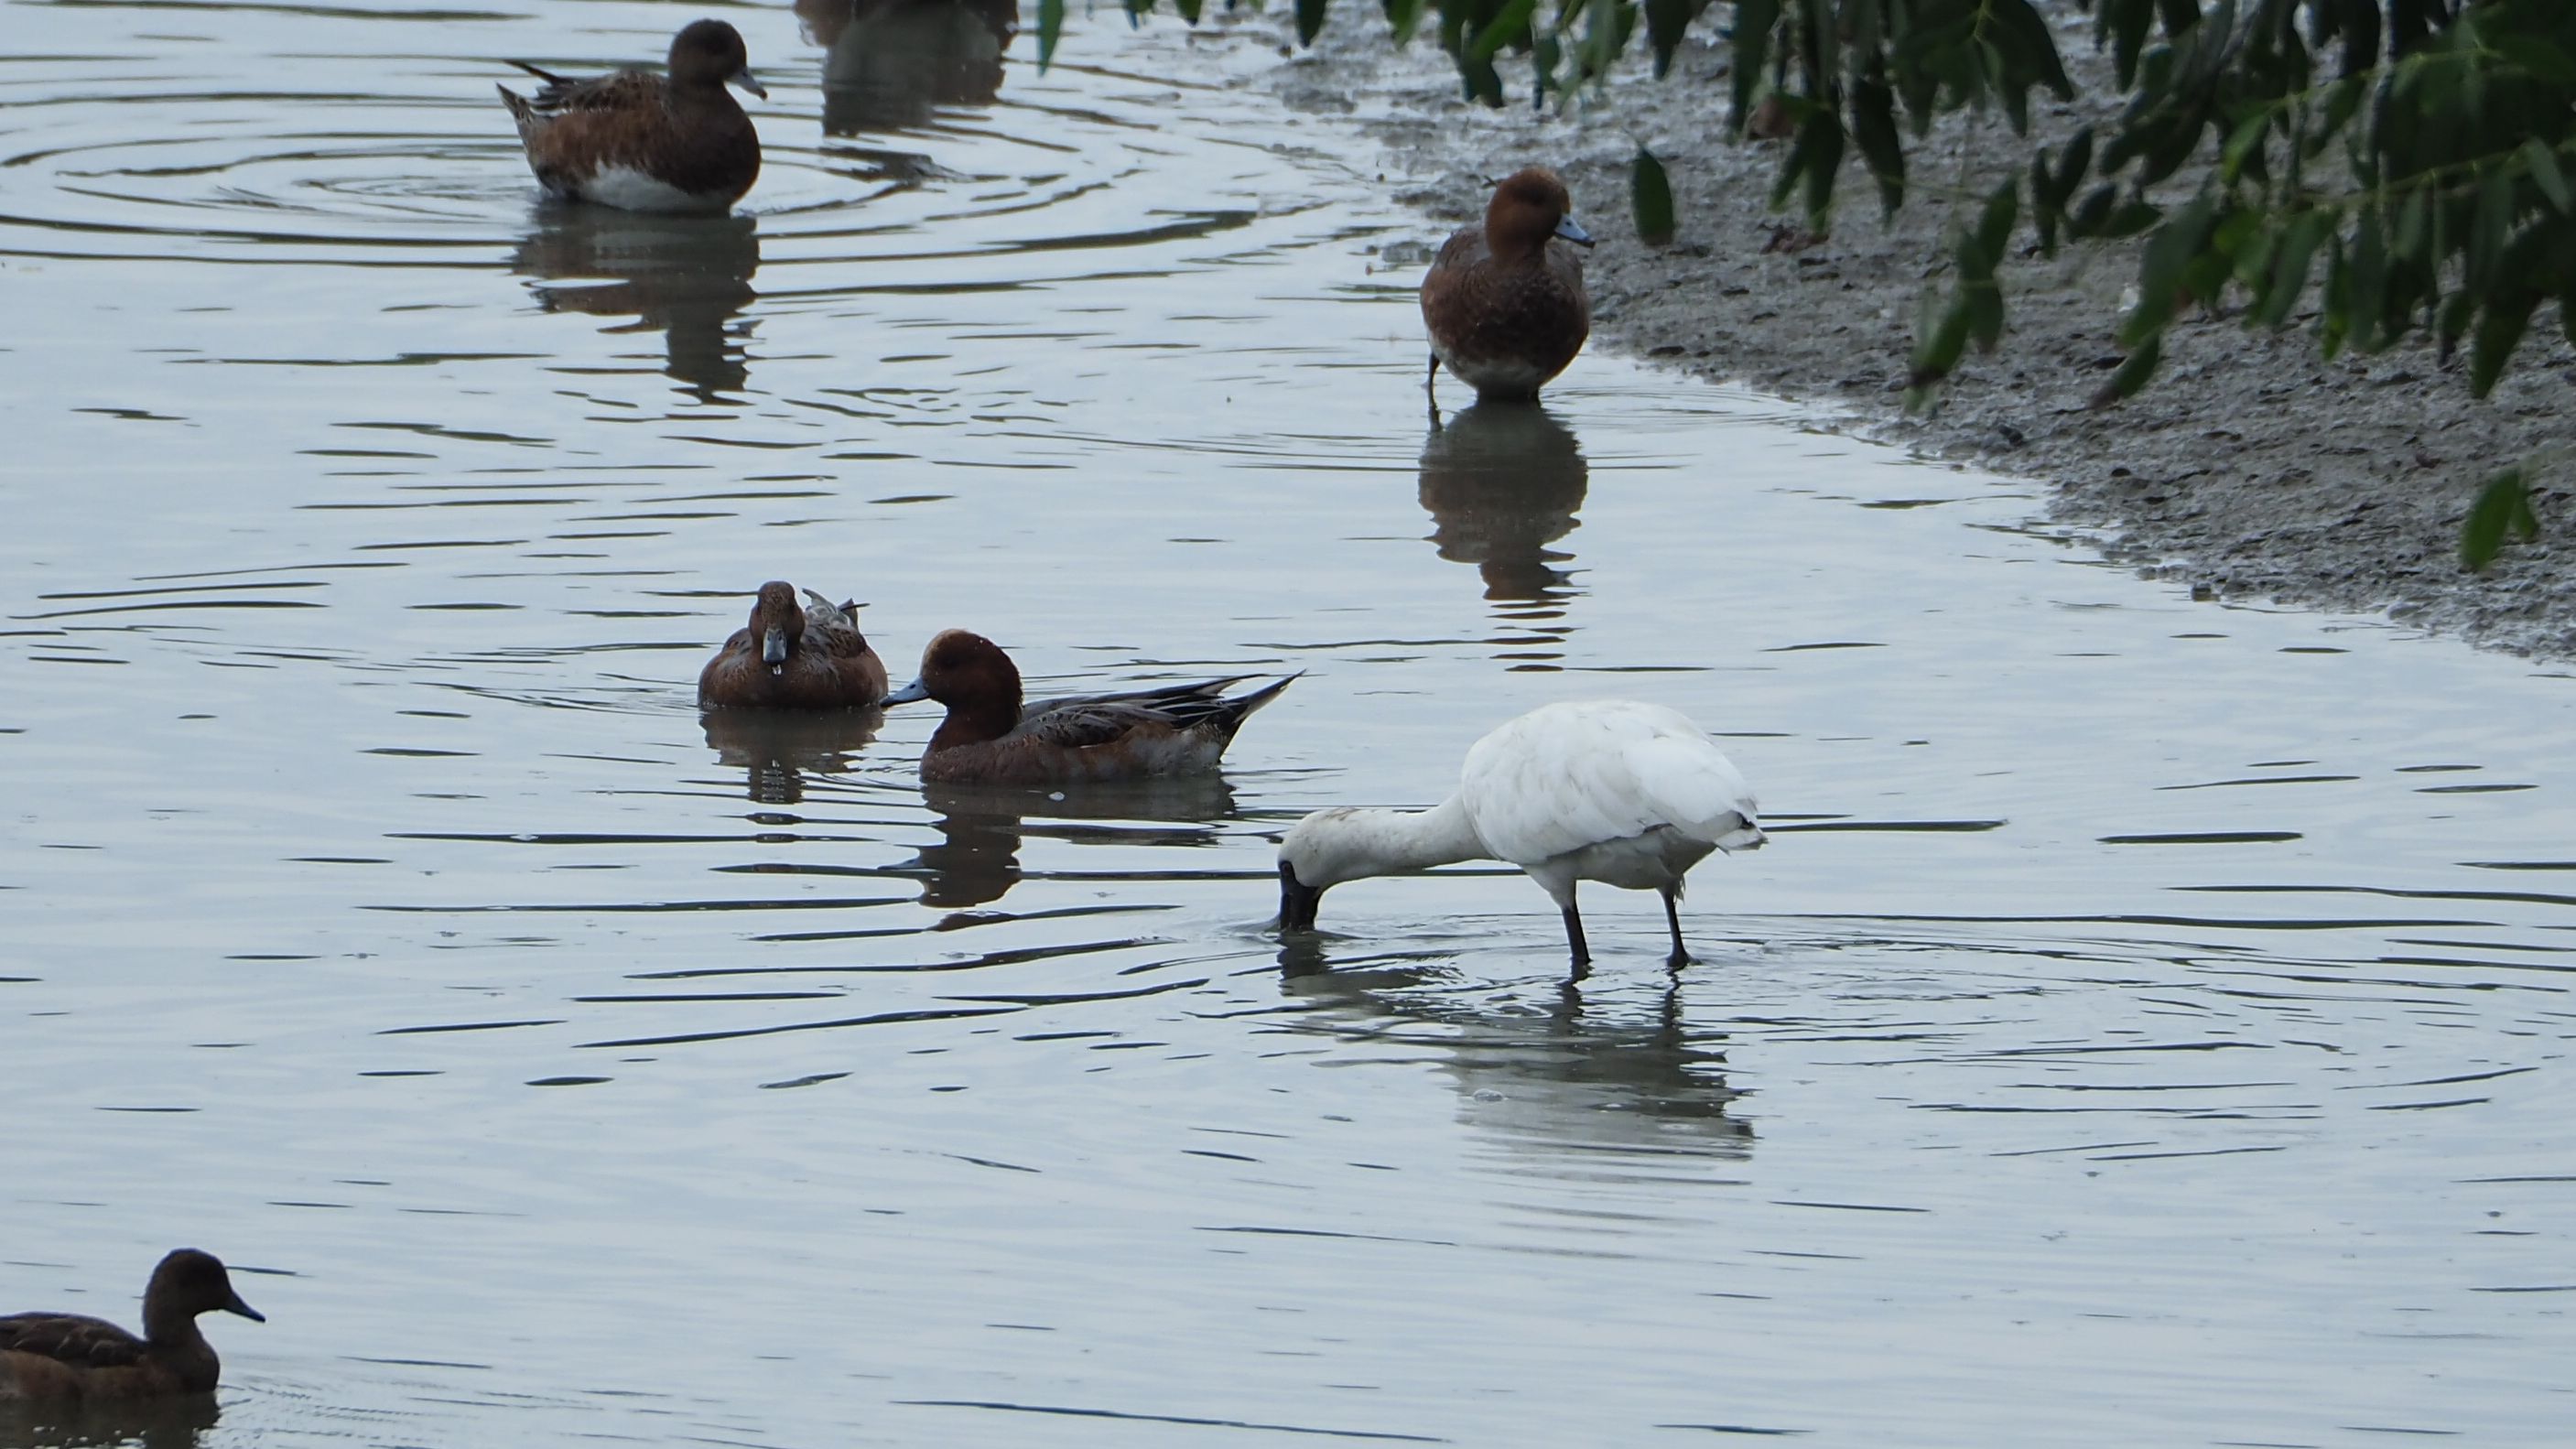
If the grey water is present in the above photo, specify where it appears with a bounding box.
[3,2,2571,1445]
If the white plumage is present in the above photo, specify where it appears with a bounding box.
[1278,700,1765,968]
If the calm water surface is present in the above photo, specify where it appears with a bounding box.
[5,3,2572,1445]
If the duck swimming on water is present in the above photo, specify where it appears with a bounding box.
[498,19,766,214]
[882,630,1297,786]
[1278,700,1764,968]
[698,580,888,709]
[0,1249,264,1401]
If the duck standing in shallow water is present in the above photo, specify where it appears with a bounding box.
[1277,700,1765,968]
[1420,166,1595,403]
[498,19,765,213]
[698,580,889,709]
[0,1249,264,1400]
[882,630,1297,785]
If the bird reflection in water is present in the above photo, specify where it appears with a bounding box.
[796,0,1015,135]
[508,206,761,403]
[907,774,1239,912]
[1276,948,1750,1157]
[1417,402,1589,665]
[1,1392,221,1449]
[701,708,882,805]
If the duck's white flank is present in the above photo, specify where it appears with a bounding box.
[1278,700,1764,967]
[579,165,727,214]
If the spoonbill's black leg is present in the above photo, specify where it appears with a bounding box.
[1560,894,1591,968]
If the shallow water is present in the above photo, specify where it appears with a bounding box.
[5,3,2573,1446]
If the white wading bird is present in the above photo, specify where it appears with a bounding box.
[1278,700,1766,968]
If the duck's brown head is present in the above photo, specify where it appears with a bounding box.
[670,18,765,99]
[748,580,806,671]
[143,1249,264,1338]
[1486,167,1593,262]
[882,630,1023,742]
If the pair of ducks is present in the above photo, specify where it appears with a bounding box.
[500,24,1596,402]
[696,581,1299,788]
[700,582,1764,971]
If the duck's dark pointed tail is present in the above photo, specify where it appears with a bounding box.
[1218,670,1300,732]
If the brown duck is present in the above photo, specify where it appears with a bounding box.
[1420,166,1595,402]
[0,1249,265,1400]
[698,580,890,709]
[498,19,766,213]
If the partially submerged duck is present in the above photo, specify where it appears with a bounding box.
[498,19,766,213]
[698,580,889,709]
[0,1249,264,1400]
[882,629,1296,785]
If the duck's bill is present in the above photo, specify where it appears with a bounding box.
[1277,863,1325,932]
[731,69,768,100]
[881,676,929,706]
[762,625,788,668]
[226,1291,265,1324]
[1554,215,1596,247]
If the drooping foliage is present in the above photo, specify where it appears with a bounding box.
[1068,1,2570,567]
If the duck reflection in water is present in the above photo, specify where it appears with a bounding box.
[701,708,882,805]
[508,206,761,402]
[1419,401,1589,659]
[908,774,1239,912]
[796,0,1015,135]
[0,1393,221,1449]
[1275,946,1749,1157]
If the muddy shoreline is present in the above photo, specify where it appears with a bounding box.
[1238,17,2576,660]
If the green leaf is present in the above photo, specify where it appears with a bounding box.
[2393,185,2430,265]
[2090,333,2163,408]
[1460,52,1503,106]
[1531,34,1560,107]
[1988,0,2075,99]
[2102,199,2161,240]
[1972,177,2019,269]
[2520,139,2573,215]
[1037,0,1064,70]
[2343,211,2387,352]
[2220,107,2272,184]
[2069,183,2116,237]
[1802,114,1846,227]
[2040,127,2094,211]
[2249,210,2332,330]
[2471,292,2539,398]
[2308,77,2365,157]
[1296,0,1327,47]
[2460,468,2539,572]
[2122,193,2216,348]
[1909,288,1973,389]
[1631,147,1676,247]
[1853,70,1905,215]
[1644,0,1693,79]
[2502,36,2576,87]
[1467,0,1538,62]
[2468,173,2514,293]
[2108,0,2153,87]
[1731,0,1778,128]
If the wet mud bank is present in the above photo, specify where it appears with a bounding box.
[1249,18,2576,659]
